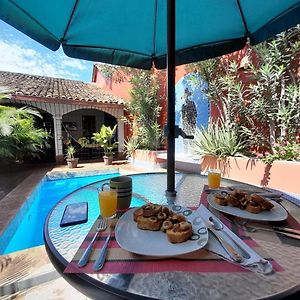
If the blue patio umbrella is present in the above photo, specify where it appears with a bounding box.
[1,0,300,196]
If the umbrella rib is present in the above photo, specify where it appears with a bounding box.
[61,0,80,43]
[7,0,60,43]
[236,0,250,36]
[250,3,300,43]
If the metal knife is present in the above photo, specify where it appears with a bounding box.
[246,224,300,240]
[208,227,242,263]
[208,216,251,259]
[93,234,111,271]
[272,226,300,235]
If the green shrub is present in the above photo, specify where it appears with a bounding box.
[193,120,247,157]
[188,26,300,157]
[125,71,163,151]
[124,136,139,158]
[262,140,300,164]
[65,145,76,159]
[0,100,49,161]
[92,125,118,156]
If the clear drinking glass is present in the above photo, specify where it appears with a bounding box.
[98,183,117,218]
[208,169,221,189]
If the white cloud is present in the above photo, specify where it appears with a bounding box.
[61,58,87,71]
[0,39,89,80]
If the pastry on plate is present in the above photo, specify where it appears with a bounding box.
[215,189,275,214]
[226,194,240,207]
[160,220,173,232]
[133,204,193,244]
[246,201,263,214]
[251,194,274,210]
[166,222,193,243]
[136,215,162,231]
[133,207,143,222]
[214,193,227,206]
[142,204,162,217]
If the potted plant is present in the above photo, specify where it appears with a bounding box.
[92,125,118,165]
[124,136,139,162]
[65,145,79,168]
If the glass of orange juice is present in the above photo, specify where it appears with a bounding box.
[98,183,117,218]
[208,169,221,189]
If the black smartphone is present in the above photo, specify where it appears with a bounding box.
[60,202,88,227]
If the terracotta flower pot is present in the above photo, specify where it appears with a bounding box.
[103,155,113,165]
[131,149,167,169]
[66,158,79,168]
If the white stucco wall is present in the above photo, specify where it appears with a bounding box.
[4,99,124,161]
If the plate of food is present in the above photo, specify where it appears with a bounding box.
[207,189,288,221]
[115,204,208,256]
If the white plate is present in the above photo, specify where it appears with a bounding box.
[115,205,208,256]
[207,194,288,221]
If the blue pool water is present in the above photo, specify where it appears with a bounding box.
[1,172,119,254]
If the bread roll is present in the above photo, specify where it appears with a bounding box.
[160,220,173,232]
[134,204,193,244]
[226,195,240,207]
[166,222,193,243]
[246,202,262,214]
[251,194,274,210]
[133,208,143,222]
[142,204,162,217]
[214,194,227,206]
[136,215,162,231]
[157,212,168,220]
[170,214,186,223]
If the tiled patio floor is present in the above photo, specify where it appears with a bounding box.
[0,161,166,300]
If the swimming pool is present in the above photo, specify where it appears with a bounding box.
[0,172,119,254]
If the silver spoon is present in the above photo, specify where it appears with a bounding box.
[209,216,251,259]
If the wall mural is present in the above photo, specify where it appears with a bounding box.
[175,72,209,154]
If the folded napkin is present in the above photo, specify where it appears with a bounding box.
[195,205,273,274]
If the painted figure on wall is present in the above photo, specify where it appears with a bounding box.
[175,72,209,154]
[181,87,197,152]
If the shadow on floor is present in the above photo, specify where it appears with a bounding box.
[0,161,56,201]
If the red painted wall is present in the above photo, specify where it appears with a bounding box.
[93,65,132,101]
[92,65,133,139]
[92,63,221,130]
[92,66,169,142]
[92,45,300,142]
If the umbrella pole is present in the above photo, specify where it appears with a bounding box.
[165,0,176,198]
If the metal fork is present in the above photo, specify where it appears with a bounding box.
[78,218,108,267]
[92,212,124,271]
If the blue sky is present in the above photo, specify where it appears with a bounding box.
[0,20,94,82]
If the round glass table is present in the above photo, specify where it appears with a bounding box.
[44,173,300,299]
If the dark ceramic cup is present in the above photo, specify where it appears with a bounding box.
[109,176,132,210]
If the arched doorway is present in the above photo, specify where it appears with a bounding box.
[62,108,117,161]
